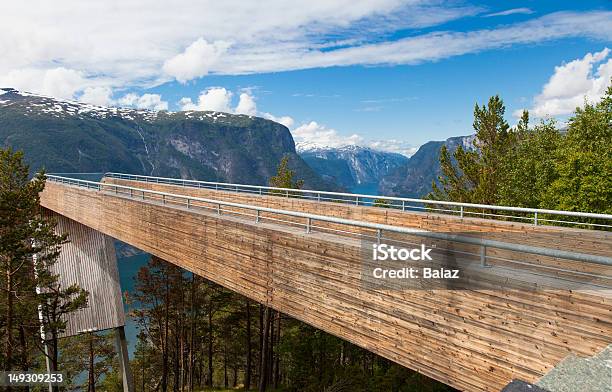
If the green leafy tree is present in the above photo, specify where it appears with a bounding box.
[0,147,88,392]
[498,119,562,208]
[373,199,391,208]
[431,95,515,205]
[59,331,117,391]
[269,155,304,190]
[544,83,612,216]
[36,260,89,374]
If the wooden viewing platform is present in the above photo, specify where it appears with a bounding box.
[40,175,612,392]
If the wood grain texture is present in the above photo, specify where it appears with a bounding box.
[44,210,125,337]
[41,181,611,391]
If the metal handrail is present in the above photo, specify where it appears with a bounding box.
[46,175,612,267]
[101,172,612,228]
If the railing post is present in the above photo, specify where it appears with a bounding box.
[142,191,145,200]
[236,185,239,193]
[286,190,289,198]
[217,204,221,215]
[534,212,538,225]
[215,184,218,191]
[259,188,262,196]
[256,210,260,223]
[306,217,312,233]
[130,189,133,198]
[115,186,117,194]
[187,198,190,209]
[402,200,405,211]
[376,229,382,244]
[162,194,166,204]
[480,246,490,267]
[460,206,464,218]
[355,196,359,206]
[317,193,321,202]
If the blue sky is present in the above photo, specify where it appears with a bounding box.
[2,0,611,153]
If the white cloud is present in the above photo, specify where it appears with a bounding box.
[523,48,612,118]
[215,12,612,75]
[163,38,230,83]
[291,121,416,156]
[484,8,534,18]
[118,93,168,111]
[235,92,257,115]
[292,121,363,148]
[262,112,295,128]
[368,139,418,157]
[1,2,610,96]
[79,86,113,106]
[0,67,87,100]
[178,88,295,128]
[178,87,233,112]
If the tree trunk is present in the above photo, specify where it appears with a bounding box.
[207,311,213,387]
[18,325,29,371]
[88,333,96,392]
[258,306,271,392]
[273,313,281,389]
[5,269,14,373]
[245,299,252,391]
[174,327,180,392]
[223,341,228,388]
[161,277,170,392]
[268,311,274,385]
[188,276,197,392]
[51,333,60,392]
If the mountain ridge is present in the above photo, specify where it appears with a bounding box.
[0,88,335,189]
[298,144,408,191]
[379,135,475,198]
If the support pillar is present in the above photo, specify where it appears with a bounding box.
[115,326,135,392]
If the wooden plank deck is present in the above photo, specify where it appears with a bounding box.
[40,181,612,392]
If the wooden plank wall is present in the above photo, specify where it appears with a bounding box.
[105,179,612,281]
[44,210,125,337]
[40,182,612,391]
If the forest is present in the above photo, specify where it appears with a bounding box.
[0,81,610,391]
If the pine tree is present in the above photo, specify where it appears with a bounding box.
[431,95,515,205]
[269,155,304,190]
[0,147,87,390]
[59,331,117,391]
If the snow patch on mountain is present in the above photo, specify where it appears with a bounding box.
[298,145,408,189]
[0,88,248,124]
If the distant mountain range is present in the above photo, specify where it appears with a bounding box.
[0,88,333,189]
[297,144,408,190]
[379,135,475,198]
[0,88,474,199]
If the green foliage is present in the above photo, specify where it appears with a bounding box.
[269,156,304,190]
[431,81,611,224]
[498,119,562,208]
[431,95,514,204]
[373,198,391,208]
[543,83,612,215]
[128,257,455,391]
[0,147,87,375]
[59,331,117,390]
